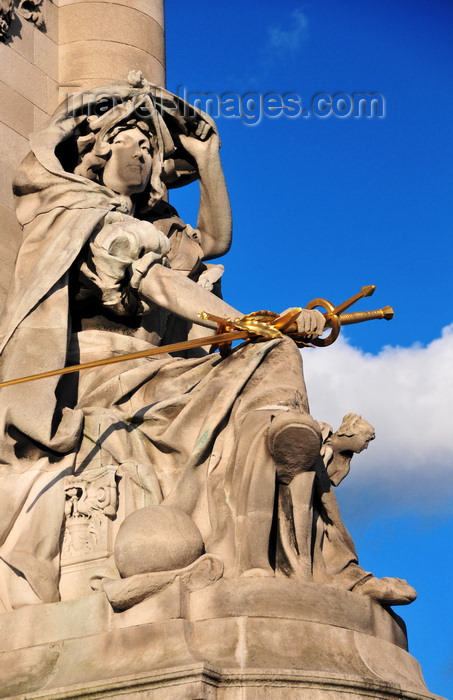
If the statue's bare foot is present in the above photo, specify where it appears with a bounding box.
[268,411,321,483]
[352,576,417,605]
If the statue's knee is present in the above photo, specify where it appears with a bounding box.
[267,411,321,484]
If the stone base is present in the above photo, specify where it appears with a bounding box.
[0,579,443,699]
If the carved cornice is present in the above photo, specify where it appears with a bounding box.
[0,0,44,41]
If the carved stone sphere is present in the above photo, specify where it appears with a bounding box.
[114,505,204,577]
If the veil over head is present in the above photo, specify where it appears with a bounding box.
[0,73,216,353]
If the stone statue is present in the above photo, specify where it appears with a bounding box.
[0,73,415,612]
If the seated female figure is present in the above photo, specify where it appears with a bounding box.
[0,78,414,610]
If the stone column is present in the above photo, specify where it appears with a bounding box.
[58,0,165,90]
[0,1,59,311]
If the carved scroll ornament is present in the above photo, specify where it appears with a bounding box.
[0,0,43,41]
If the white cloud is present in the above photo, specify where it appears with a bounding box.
[268,9,308,51]
[302,324,453,517]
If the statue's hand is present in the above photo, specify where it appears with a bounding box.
[282,308,326,337]
[197,264,224,291]
[178,125,220,164]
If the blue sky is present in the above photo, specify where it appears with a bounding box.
[166,1,453,696]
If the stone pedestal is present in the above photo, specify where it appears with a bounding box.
[0,579,443,699]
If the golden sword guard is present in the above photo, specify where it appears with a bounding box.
[304,285,394,346]
[0,286,394,388]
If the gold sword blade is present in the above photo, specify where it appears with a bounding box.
[0,329,249,389]
[0,296,395,388]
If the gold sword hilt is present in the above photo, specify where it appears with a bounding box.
[304,287,394,347]
[339,306,394,325]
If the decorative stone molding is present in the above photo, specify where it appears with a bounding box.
[62,465,118,566]
[17,0,43,26]
[0,580,442,699]
[0,0,43,41]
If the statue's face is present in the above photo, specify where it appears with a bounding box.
[102,127,152,197]
[333,418,375,454]
[348,419,375,453]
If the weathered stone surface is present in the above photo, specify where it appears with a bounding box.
[59,41,164,85]
[4,11,35,61]
[0,593,109,653]
[58,0,165,87]
[0,581,443,699]
[0,41,49,110]
[115,506,205,577]
[188,578,408,648]
[55,0,165,31]
[0,642,62,699]
[59,2,164,55]
[33,30,58,81]
[0,80,35,137]
[0,122,29,170]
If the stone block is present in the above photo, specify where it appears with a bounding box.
[5,13,34,63]
[46,619,197,690]
[246,618,370,675]
[34,32,58,82]
[0,592,110,653]
[47,76,60,113]
[0,81,35,138]
[0,123,29,172]
[59,3,164,58]
[59,41,165,87]
[191,617,371,676]
[0,43,48,111]
[188,578,407,648]
[0,581,442,699]
[0,642,62,699]
[34,105,51,131]
[353,631,430,694]
[42,0,59,43]
[54,0,165,29]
